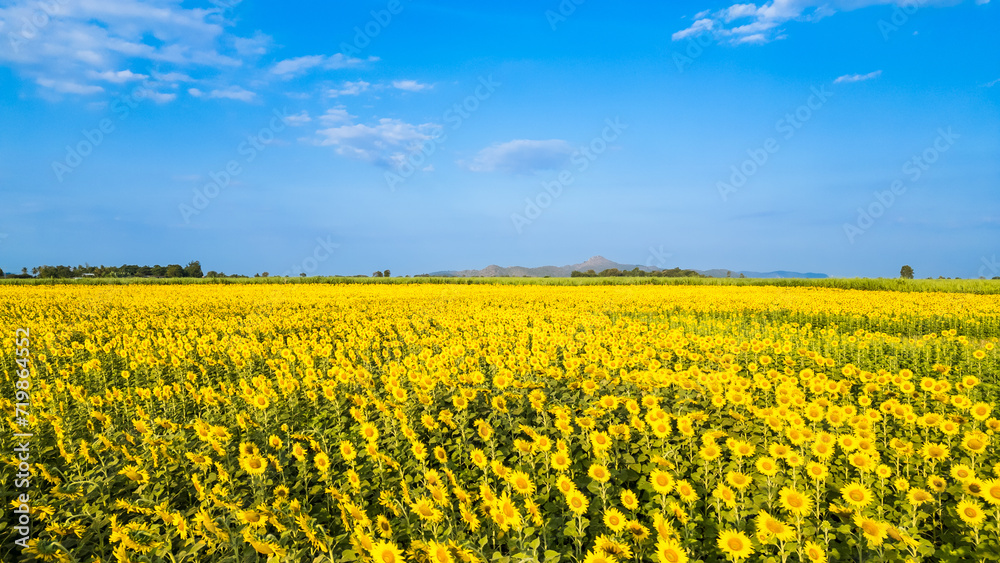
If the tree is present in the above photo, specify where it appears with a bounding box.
[900,265,914,279]
[299,272,306,277]
[165,264,185,278]
[184,261,204,278]
[383,269,390,278]
[205,271,219,278]
[261,272,269,278]
[373,271,383,278]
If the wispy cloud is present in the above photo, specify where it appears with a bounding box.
[315,116,440,168]
[464,139,575,174]
[270,54,378,79]
[834,70,882,84]
[392,79,432,92]
[326,80,371,97]
[189,86,257,102]
[673,0,976,45]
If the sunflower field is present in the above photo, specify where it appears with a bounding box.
[2,283,1000,563]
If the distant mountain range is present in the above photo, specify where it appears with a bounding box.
[429,256,828,279]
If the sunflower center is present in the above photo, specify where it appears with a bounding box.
[727,538,744,551]
[849,490,864,502]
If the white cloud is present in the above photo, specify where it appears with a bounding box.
[672,18,715,41]
[205,86,256,102]
[319,106,354,125]
[270,54,378,78]
[0,0,260,97]
[985,78,1000,88]
[152,71,193,83]
[188,87,204,97]
[315,117,440,168]
[465,139,575,174]
[392,79,431,92]
[36,78,104,95]
[145,90,177,103]
[834,70,882,83]
[284,111,312,126]
[674,0,977,45]
[327,80,371,97]
[88,69,149,83]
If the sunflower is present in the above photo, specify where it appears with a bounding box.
[756,511,795,543]
[603,508,627,533]
[550,450,571,471]
[582,549,617,563]
[927,475,947,493]
[410,498,443,523]
[906,488,933,507]
[627,520,650,542]
[650,470,675,495]
[655,537,689,563]
[369,540,405,563]
[556,475,577,495]
[840,482,873,510]
[508,471,535,496]
[726,472,752,490]
[951,464,974,482]
[980,480,1000,505]
[778,487,812,517]
[620,489,639,511]
[806,462,828,481]
[426,541,453,563]
[565,489,589,515]
[853,515,888,546]
[291,442,307,462]
[717,529,754,560]
[240,454,267,477]
[314,452,330,473]
[589,463,611,484]
[755,457,779,477]
[963,478,985,497]
[803,541,827,563]
[470,448,488,469]
[340,441,357,462]
[957,499,986,527]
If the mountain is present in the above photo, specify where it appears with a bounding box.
[428,256,828,279]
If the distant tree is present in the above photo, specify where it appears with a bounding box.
[261,272,269,278]
[299,272,306,277]
[0,267,4,277]
[31,267,38,276]
[21,267,28,276]
[165,264,185,277]
[184,261,204,278]
[994,276,1000,280]
[900,265,914,279]
[373,271,383,278]
[383,269,390,278]
[739,273,746,278]
[205,271,219,278]
[726,271,732,278]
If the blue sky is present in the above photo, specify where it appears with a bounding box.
[0,0,997,278]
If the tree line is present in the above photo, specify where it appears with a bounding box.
[0,261,225,279]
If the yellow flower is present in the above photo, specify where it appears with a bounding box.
[589,463,611,484]
[778,487,811,517]
[369,540,405,563]
[603,508,627,533]
[565,489,589,515]
[957,499,986,527]
[620,489,639,511]
[803,541,827,563]
[314,452,331,473]
[717,529,754,560]
[650,470,675,495]
[654,537,688,563]
[840,482,873,510]
[853,515,888,547]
